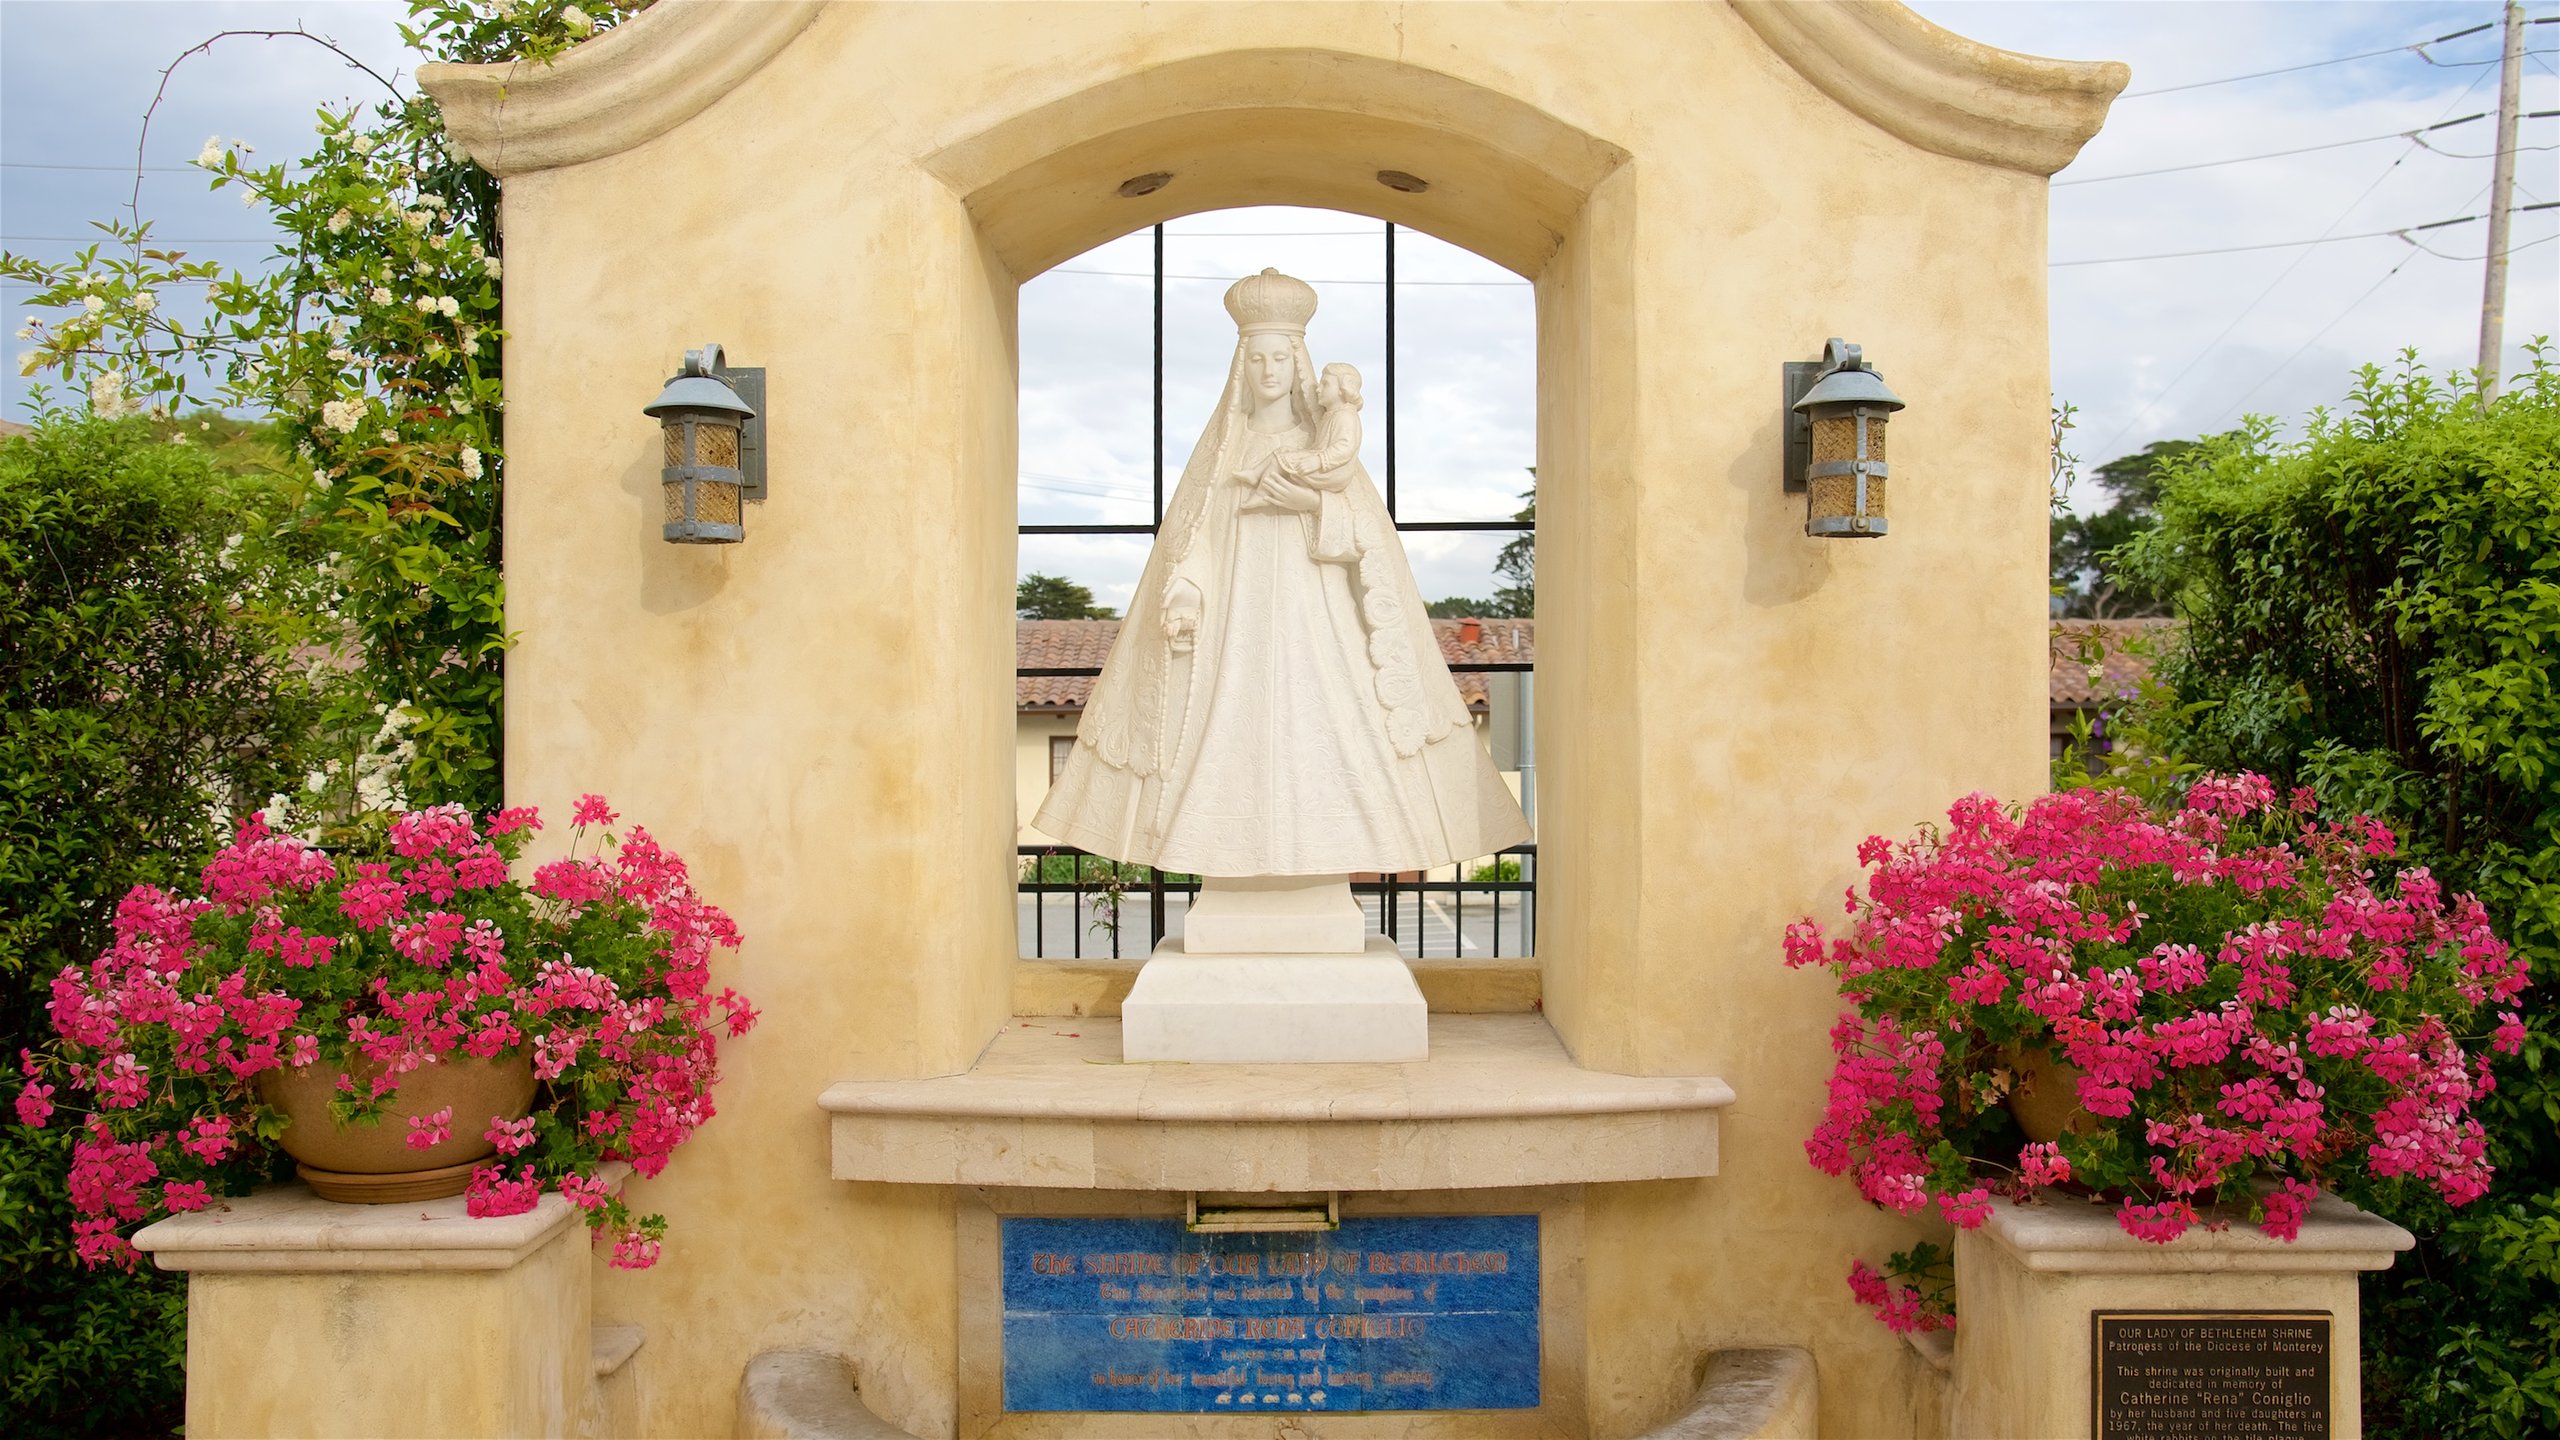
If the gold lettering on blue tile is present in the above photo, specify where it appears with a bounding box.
[1000,1215,1540,1413]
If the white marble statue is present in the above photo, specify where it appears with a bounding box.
[1034,269,1531,883]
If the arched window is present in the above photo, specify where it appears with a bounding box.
[1013,207,1537,961]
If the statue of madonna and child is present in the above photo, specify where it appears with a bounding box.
[1035,268,1529,1062]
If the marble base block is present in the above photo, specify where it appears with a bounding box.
[1122,937,1428,1062]
[1182,874,1365,954]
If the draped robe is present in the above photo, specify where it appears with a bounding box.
[1033,326,1529,877]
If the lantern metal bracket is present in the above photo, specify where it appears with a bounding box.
[681,343,767,501]
[1781,338,1863,495]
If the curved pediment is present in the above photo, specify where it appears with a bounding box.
[1729,0,2128,175]
[420,0,2124,181]
[418,0,826,177]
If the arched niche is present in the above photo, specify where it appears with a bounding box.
[913,49,1643,1065]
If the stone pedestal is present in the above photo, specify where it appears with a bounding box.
[1950,1191,2412,1440]
[1122,936,1427,1062]
[133,1171,624,1439]
[1181,874,1365,954]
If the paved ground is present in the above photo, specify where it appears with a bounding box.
[1017,891,1534,960]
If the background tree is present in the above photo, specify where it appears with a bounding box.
[1429,471,1536,619]
[2050,438,2193,618]
[1016,572,1117,620]
[2118,348,2560,1438]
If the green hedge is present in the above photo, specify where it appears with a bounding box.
[2120,350,2560,1437]
[0,417,317,1435]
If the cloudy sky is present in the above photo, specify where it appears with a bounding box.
[5,1,2555,609]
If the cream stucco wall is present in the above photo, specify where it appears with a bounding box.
[440,4,2119,1436]
[1016,714,1079,846]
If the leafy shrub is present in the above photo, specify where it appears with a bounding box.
[2118,348,2560,1437]
[0,417,318,1435]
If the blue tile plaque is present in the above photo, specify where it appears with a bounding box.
[1001,1214,1539,1414]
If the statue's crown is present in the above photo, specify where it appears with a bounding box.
[1224,268,1319,335]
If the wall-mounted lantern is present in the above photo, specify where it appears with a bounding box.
[644,343,765,544]
[1783,338,1904,538]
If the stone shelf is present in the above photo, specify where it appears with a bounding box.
[819,1014,1733,1191]
[134,1161,630,1273]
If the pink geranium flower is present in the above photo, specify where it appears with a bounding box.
[1794,774,2525,1333]
[22,800,749,1273]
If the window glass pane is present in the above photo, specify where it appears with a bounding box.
[1388,230,1536,526]
[1020,228,1156,528]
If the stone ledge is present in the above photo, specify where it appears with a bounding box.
[133,1162,629,1274]
[820,1015,1731,1191]
[1013,955,1541,1017]
[1983,1189,2414,1274]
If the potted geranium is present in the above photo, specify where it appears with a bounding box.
[1787,773,2526,1332]
[15,795,756,1270]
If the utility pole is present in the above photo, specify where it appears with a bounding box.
[2478,0,2526,401]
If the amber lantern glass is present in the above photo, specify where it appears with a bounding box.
[644,360,757,545]
[1792,356,1904,538]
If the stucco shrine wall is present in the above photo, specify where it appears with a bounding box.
[441,3,2120,1435]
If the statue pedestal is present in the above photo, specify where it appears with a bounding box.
[1181,874,1365,953]
[1122,937,1427,1062]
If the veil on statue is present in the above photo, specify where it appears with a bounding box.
[1034,268,1530,878]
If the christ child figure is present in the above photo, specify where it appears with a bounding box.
[1263,361,1364,563]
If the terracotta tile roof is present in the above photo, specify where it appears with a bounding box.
[1016,619,1118,711]
[1016,617,1536,713]
[2051,618,2174,706]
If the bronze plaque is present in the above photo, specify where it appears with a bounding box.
[2092,1311,2330,1439]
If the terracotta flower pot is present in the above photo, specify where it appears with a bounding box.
[2007,1048,2100,1144]
[257,1052,537,1204]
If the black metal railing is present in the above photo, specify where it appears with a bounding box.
[1017,844,1535,960]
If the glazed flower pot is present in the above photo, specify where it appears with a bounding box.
[2006,1048,2099,1144]
[257,1052,536,1204]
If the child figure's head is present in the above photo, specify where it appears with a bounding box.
[1318,362,1363,411]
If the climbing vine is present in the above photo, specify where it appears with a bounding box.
[3,0,643,817]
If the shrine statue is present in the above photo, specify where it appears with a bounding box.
[1034,268,1529,883]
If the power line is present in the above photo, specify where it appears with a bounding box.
[2056,113,2507,185]
[1047,267,1523,287]
[2052,203,2554,266]
[2414,108,2560,157]
[2405,229,2560,262]
[3,234,274,243]
[2118,15,2556,98]
[2081,59,2505,459]
[2206,253,2421,427]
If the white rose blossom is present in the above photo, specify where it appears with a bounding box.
[351,134,376,156]
[459,446,483,479]
[561,5,595,35]
[369,287,393,305]
[131,291,156,313]
[482,256,502,280]
[195,136,222,167]
[81,295,105,315]
[415,296,436,313]
[436,296,459,318]
[320,398,363,433]
[88,369,138,419]
[326,209,351,233]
